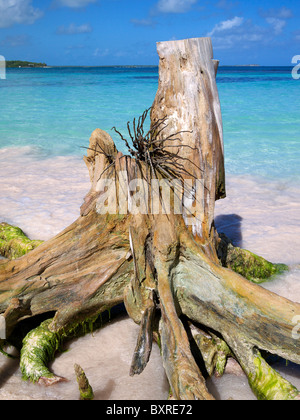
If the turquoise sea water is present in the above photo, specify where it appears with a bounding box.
[1,66,299,181]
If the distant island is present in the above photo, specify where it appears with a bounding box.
[235,64,260,67]
[6,61,47,68]
[222,64,260,67]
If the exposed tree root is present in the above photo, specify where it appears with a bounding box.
[188,322,232,377]
[20,318,64,384]
[74,364,94,400]
[223,331,300,400]
[2,216,296,400]
[0,37,299,401]
[1,144,299,400]
[217,233,288,284]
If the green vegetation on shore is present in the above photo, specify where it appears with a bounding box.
[6,60,47,68]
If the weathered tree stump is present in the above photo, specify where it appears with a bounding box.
[0,37,300,400]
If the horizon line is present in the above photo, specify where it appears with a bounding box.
[6,64,296,68]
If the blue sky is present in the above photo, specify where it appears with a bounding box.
[0,0,299,65]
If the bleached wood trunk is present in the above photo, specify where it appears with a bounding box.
[151,37,225,246]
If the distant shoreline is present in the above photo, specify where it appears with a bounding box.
[6,60,47,68]
[6,64,295,69]
[233,64,260,67]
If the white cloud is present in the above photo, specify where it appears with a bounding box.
[156,0,197,14]
[294,30,300,42]
[1,34,30,47]
[93,48,110,57]
[55,0,97,7]
[207,10,290,52]
[0,0,43,28]
[216,0,238,10]
[207,18,269,51]
[207,16,244,37]
[266,17,286,35]
[131,18,156,27]
[260,6,292,36]
[261,6,293,19]
[211,33,263,50]
[57,23,93,34]
[276,7,293,19]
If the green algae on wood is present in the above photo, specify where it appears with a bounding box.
[214,336,232,377]
[249,350,300,400]
[20,317,93,384]
[189,323,232,377]
[19,308,119,384]
[0,222,43,260]
[74,364,94,400]
[20,319,64,384]
[221,330,300,401]
[218,233,288,284]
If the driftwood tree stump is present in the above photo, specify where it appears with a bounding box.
[1,38,300,400]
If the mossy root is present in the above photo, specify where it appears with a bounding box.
[74,364,94,400]
[20,319,66,385]
[0,222,43,260]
